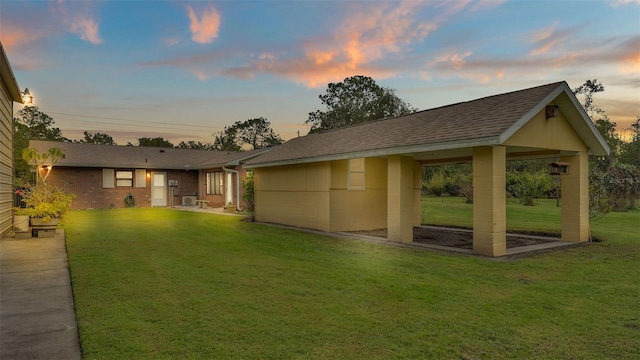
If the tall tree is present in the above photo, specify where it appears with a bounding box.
[212,126,242,151]
[76,131,116,145]
[620,117,640,167]
[306,75,417,133]
[212,118,283,150]
[135,137,174,148]
[235,117,283,149]
[13,106,69,181]
[176,140,214,150]
[572,79,621,170]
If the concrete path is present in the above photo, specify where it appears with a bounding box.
[0,229,82,359]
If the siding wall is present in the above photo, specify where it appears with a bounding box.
[0,79,13,235]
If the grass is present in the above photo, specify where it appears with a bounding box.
[64,205,640,359]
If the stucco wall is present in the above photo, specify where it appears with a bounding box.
[0,78,12,235]
[255,162,331,231]
[329,158,388,232]
[504,106,588,151]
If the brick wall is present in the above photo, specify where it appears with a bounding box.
[47,167,198,210]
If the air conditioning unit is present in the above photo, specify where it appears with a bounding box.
[182,196,197,206]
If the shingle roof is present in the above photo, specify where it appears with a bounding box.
[246,81,608,167]
[29,141,267,170]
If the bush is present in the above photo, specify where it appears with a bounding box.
[242,171,255,213]
[506,170,553,206]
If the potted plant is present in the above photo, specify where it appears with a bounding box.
[226,202,237,213]
[20,186,74,225]
[19,147,75,226]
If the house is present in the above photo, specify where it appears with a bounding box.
[244,81,610,257]
[0,42,24,236]
[29,140,266,210]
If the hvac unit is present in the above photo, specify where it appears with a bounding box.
[182,196,197,206]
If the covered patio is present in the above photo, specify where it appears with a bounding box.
[245,82,609,257]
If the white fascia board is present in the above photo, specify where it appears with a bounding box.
[561,89,610,156]
[244,136,500,169]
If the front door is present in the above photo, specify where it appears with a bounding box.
[152,172,167,207]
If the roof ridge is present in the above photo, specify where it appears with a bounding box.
[308,81,566,135]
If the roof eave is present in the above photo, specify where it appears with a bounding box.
[0,43,23,103]
[244,137,501,169]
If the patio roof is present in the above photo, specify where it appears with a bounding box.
[245,81,609,168]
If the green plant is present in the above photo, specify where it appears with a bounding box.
[17,186,75,222]
[16,147,75,222]
[506,170,552,206]
[242,170,255,213]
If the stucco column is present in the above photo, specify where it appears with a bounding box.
[472,146,507,257]
[387,156,416,243]
[561,151,589,242]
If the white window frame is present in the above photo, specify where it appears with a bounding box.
[116,170,134,187]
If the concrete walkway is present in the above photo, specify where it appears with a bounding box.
[0,229,82,359]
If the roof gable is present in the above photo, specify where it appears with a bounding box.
[0,42,23,103]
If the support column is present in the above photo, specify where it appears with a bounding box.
[472,146,507,257]
[561,151,589,242]
[387,156,416,243]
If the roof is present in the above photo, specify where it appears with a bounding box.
[29,140,269,170]
[245,81,609,168]
[0,42,23,103]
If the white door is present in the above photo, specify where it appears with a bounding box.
[226,172,233,205]
[152,172,167,207]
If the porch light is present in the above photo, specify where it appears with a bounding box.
[549,162,570,176]
[21,88,33,104]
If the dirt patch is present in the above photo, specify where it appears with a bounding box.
[351,227,560,249]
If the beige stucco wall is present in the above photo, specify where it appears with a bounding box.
[329,158,388,232]
[504,106,588,151]
[254,162,331,231]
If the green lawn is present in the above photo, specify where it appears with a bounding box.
[64,205,640,359]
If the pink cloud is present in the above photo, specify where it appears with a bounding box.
[67,16,102,45]
[187,5,221,44]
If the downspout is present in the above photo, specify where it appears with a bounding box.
[222,166,241,211]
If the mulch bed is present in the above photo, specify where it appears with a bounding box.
[351,227,560,249]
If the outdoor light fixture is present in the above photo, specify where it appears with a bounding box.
[21,88,33,104]
[549,162,570,176]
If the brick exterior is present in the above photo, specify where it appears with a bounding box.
[47,167,199,210]
[46,166,249,210]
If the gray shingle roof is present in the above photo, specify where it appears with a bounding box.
[29,141,267,169]
[245,81,608,167]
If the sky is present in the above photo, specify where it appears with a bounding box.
[1,0,639,145]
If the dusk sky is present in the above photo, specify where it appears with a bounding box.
[1,0,639,145]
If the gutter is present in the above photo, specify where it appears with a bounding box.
[222,166,241,211]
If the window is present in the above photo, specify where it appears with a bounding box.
[135,169,147,188]
[206,171,224,195]
[348,158,365,190]
[116,170,133,187]
[103,169,114,188]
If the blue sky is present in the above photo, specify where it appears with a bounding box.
[2,0,639,144]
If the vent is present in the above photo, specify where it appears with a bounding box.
[182,196,197,206]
